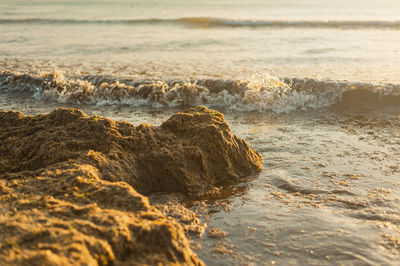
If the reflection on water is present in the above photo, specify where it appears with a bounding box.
[190,108,400,265]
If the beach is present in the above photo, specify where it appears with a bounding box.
[1,0,400,265]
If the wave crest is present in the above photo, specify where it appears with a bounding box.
[1,71,399,113]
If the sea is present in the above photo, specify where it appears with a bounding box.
[1,0,400,265]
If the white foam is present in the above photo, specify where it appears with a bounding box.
[1,71,399,113]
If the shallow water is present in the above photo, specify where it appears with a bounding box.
[194,109,400,265]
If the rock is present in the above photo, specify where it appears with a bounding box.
[207,228,228,238]
[0,106,262,265]
[0,163,202,265]
[0,105,262,193]
[160,106,263,191]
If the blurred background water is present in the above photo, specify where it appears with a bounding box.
[1,0,400,82]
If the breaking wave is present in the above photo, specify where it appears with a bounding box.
[2,17,400,29]
[1,71,399,113]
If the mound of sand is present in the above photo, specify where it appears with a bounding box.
[0,106,262,265]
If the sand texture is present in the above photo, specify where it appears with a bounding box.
[0,106,262,265]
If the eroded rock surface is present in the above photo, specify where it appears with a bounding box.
[0,106,262,265]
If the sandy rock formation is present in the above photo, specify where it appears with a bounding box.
[0,106,262,265]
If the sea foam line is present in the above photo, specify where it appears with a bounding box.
[1,71,399,113]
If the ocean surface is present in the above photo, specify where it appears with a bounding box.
[1,0,400,264]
